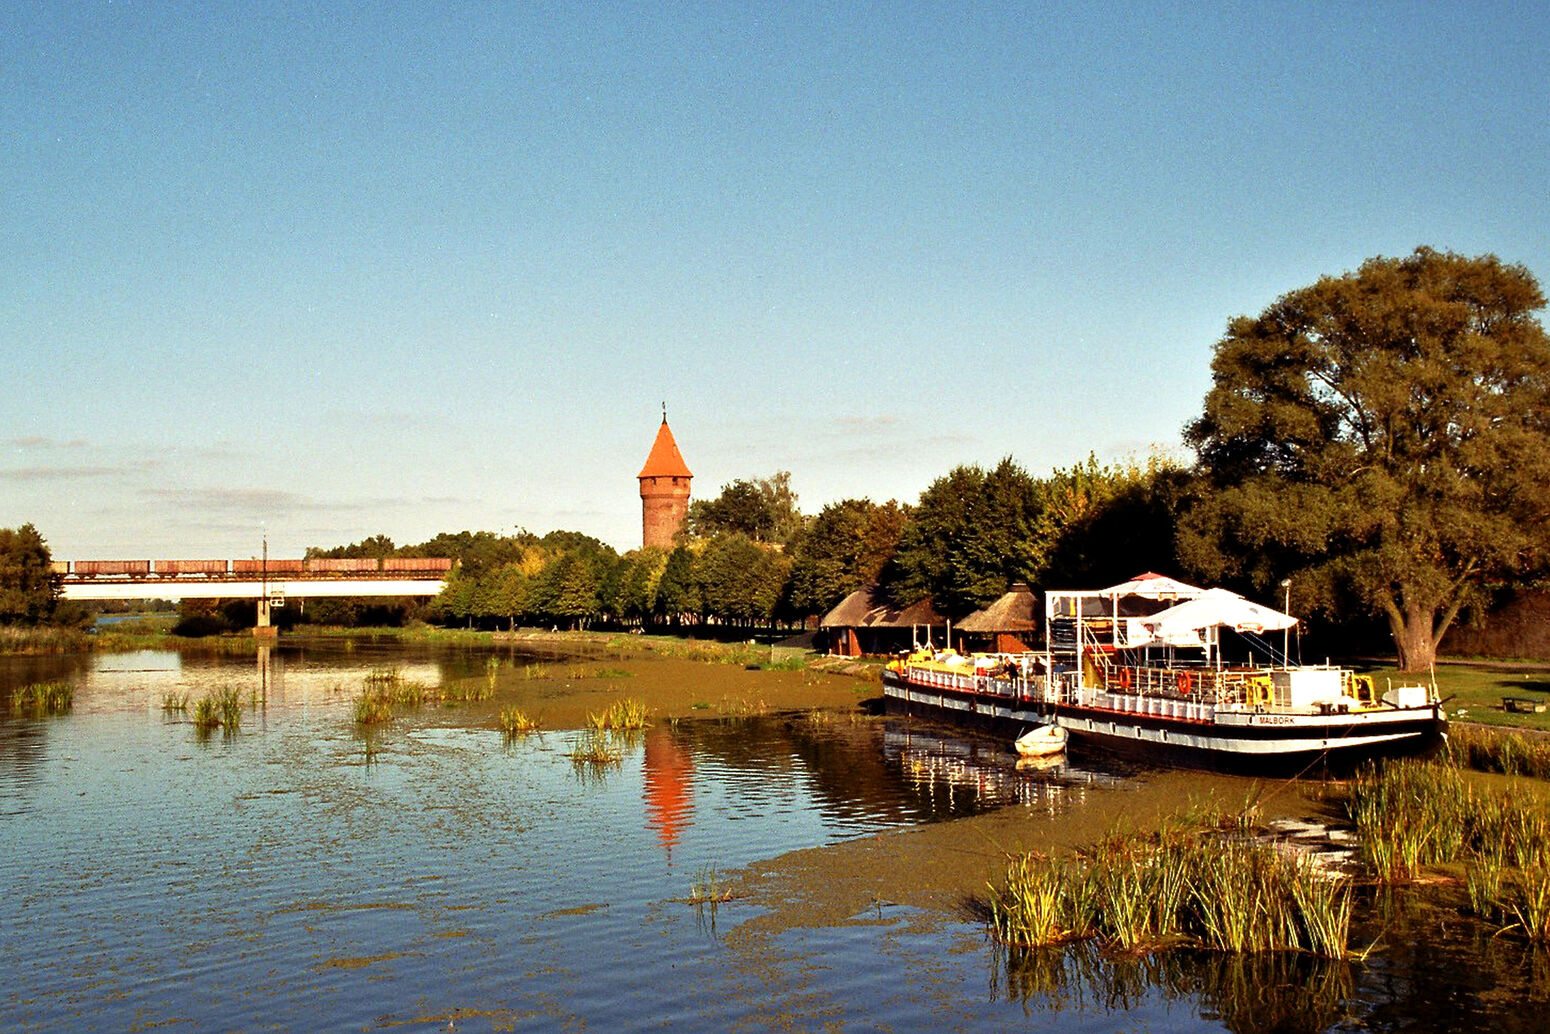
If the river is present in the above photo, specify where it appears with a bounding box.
[1,637,1543,1032]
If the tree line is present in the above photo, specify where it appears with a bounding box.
[5,248,1550,669]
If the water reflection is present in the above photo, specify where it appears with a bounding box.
[1,641,1545,1031]
[995,944,1356,1032]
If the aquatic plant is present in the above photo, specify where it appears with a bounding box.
[9,680,75,716]
[353,688,394,725]
[160,691,188,713]
[499,707,539,736]
[567,729,622,765]
[190,687,242,733]
[688,865,734,904]
[987,817,1353,958]
[585,698,649,732]
[1504,866,1550,944]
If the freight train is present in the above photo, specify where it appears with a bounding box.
[54,558,454,578]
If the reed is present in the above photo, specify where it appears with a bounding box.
[567,728,622,765]
[1504,866,1550,944]
[160,691,188,712]
[1446,723,1550,779]
[585,698,649,732]
[353,687,395,725]
[689,865,734,904]
[190,687,242,732]
[499,707,539,735]
[9,680,75,715]
[987,820,1352,958]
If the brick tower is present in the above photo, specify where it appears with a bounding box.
[638,412,692,549]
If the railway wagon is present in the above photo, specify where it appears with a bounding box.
[382,557,454,573]
[305,558,381,573]
[232,558,305,574]
[74,560,152,577]
[49,561,69,575]
[153,559,229,576]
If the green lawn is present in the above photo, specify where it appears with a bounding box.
[1356,661,1550,731]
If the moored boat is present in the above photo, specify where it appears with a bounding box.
[1013,723,1068,757]
[882,573,1447,775]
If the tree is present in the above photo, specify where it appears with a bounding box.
[886,459,1040,616]
[785,499,907,617]
[685,472,805,545]
[655,545,701,624]
[1181,247,1550,671]
[1030,456,1186,589]
[0,524,61,625]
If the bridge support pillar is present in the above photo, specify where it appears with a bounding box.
[254,598,278,638]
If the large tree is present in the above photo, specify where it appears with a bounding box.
[1182,247,1550,671]
[685,472,804,545]
[785,498,907,617]
[886,458,1040,617]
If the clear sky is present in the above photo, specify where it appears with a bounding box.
[4,2,1547,560]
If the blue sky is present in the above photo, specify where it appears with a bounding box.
[4,2,1547,559]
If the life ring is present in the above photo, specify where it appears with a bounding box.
[1177,671,1193,695]
[1116,666,1133,690]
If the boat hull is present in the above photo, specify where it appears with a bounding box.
[882,668,1446,776]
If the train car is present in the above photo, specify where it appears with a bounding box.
[153,559,229,576]
[49,561,69,575]
[382,557,454,573]
[73,560,152,577]
[232,558,305,574]
[305,557,381,573]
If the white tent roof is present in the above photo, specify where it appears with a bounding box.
[1097,572,1207,600]
[1139,588,1297,644]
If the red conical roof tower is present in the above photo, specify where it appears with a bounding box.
[638,409,692,549]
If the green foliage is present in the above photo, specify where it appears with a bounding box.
[695,533,789,624]
[655,545,701,622]
[0,524,61,625]
[785,498,907,617]
[887,459,1040,616]
[1182,248,1550,671]
[685,471,804,545]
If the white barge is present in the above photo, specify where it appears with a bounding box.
[882,574,1446,774]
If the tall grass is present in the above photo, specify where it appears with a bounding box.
[585,698,649,732]
[1346,756,1550,944]
[190,686,243,733]
[499,707,539,736]
[1446,723,1550,779]
[987,819,1353,958]
[9,680,74,716]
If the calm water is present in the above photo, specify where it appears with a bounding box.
[1,640,1543,1032]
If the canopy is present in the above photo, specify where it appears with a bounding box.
[1097,573,1206,600]
[1138,588,1297,646]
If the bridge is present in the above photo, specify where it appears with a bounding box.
[57,558,453,634]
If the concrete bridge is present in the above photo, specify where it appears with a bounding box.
[58,558,452,634]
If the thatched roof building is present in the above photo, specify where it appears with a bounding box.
[819,584,946,657]
[955,582,1039,653]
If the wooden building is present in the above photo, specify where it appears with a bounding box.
[819,584,946,657]
[954,582,1039,654]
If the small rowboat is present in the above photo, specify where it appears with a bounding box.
[1014,723,1068,758]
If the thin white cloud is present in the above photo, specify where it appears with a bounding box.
[5,437,89,450]
[0,465,122,481]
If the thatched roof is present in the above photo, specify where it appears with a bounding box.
[820,584,945,629]
[956,583,1038,633]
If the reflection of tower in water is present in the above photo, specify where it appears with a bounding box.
[642,727,694,858]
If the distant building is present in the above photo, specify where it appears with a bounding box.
[638,414,692,549]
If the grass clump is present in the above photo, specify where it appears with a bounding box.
[585,698,649,732]
[499,707,539,736]
[190,687,243,733]
[9,680,75,716]
[987,817,1353,959]
[567,728,623,765]
[160,691,188,713]
[1346,756,1550,944]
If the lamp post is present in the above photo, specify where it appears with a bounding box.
[1280,578,1292,663]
